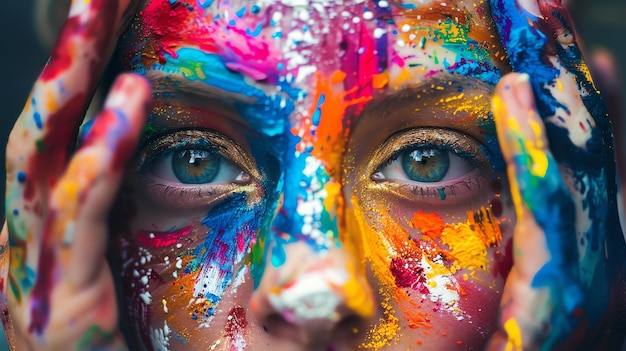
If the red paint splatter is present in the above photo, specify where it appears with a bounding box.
[40,17,79,82]
[24,94,86,201]
[82,99,141,173]
[493,238,513,279]
[87,0,119,58]
[40,0,117,82]
[225,306,248,338]
[142,0,196,64]
[389,256,426,291]
[136,226,193,248]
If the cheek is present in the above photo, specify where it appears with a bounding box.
[348,177,515,339]
[110,196,266,345]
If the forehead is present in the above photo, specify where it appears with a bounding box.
[118,0,508,138]
[123,0,506,81]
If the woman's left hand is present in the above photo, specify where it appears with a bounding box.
[487,0,625,349]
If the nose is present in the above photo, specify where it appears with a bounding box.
[250,241,375,348]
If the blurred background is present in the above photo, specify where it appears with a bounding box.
[0,0,624,348]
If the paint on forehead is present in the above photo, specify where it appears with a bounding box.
[125,0,505,92]
[137,0,284,81]
[149,48,297,138]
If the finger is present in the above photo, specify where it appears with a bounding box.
[53,73,151,288]
[6,0,133,210]
[492,0,615,299]
[489,73,583,349]
[25,74,151,335]
[535,0,615,175]
[491,0,610,165]
[0,222,17,348]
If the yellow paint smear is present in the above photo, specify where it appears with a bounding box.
[504,318,523,351]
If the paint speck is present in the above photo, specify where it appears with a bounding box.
[437,187,446,200]
[236,6,246,18]
[139,291,152,305]
[17,171,26,183]
[374,28,386,39]
[33,112,43,129]
[197,0,214,6]
[176,257,183,269]
[419,37,427,49]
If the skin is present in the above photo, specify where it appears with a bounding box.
[1,0,624,350]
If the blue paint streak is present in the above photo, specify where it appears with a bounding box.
[246,23,263,37]
[311,93,325,126]
[196,0,214,8]
[163,49,300,140]
[33,112,43,130]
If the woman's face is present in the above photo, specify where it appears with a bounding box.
[111,0,515,349]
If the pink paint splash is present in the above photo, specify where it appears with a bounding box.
[136,226,193,248]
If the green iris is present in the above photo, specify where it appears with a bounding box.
[401,148,450,182]
[172,149,220,184]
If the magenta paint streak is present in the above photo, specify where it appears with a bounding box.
[136,226,193,248]
[389,257,427,292]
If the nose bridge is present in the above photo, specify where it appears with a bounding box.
[250,150,375,345]
[273,150,340,252]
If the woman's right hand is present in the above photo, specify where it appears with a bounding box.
[0,0,151,349]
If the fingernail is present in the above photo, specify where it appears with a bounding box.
[511,73,535,112]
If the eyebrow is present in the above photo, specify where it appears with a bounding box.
[357,75,504,170]
[145,70,292,139]
[366,75,495,121]
[146,71,257,105]
[349,74,497,148]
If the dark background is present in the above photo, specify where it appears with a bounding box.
[0,0,625,348]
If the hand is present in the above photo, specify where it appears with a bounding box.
[487,0,625,349]
[0,0,151,349]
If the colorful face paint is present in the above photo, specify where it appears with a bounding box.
[109,0,516,349]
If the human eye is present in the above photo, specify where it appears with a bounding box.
[370,128,491,201]
[133,129,261,208]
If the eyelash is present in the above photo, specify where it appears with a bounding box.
[395,176,484,198]
[370,127,491,201]
[133,129,259,209]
